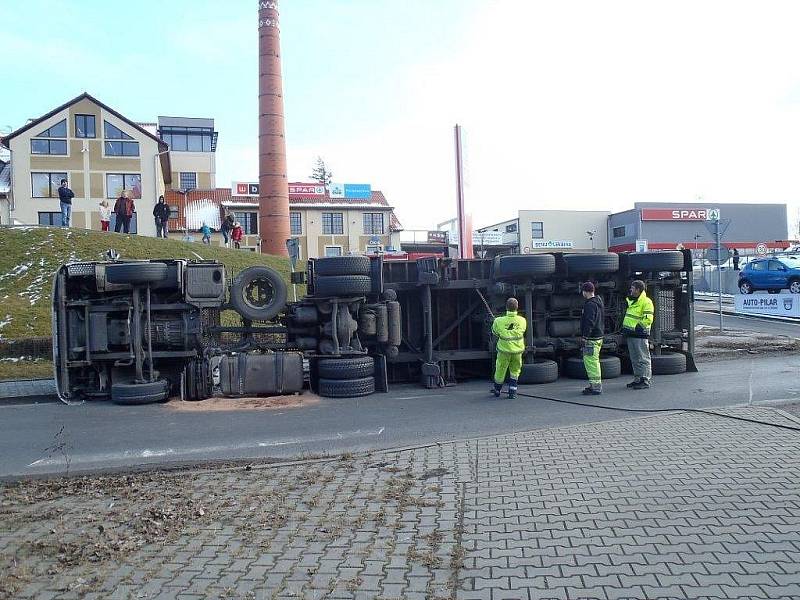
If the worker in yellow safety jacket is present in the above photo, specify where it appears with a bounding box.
[491,297,527,399]
[622,279,654,390]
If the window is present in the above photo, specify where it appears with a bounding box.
[768,260,786,271]
[169,206,179,220]
[38,212,63,226]
[324,246,342,257]
[290,212,302,235]
[322,212,344,234]
[75,114,96,138]
[366,245,382,254]
[239,212,258,235]
[613,226,626,238]
[31,139,67,155]
[531,221,544,239]
[159,126,215,152]
[363,213,384,234]
[31,119,67,155]
[750,261,766,271]
[179,172,197,190]
[505,223,517,233]
[104,120,139,156]
[106,173,142,199]
[35,120,67,138]
[31,172,67,198]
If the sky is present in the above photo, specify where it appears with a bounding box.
[3,0,800,235]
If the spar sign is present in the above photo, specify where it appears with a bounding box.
[734,294,800,318]
[641,208,720,221]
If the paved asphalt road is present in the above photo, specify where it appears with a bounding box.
[694,305,800,337]
[2,352,799,479]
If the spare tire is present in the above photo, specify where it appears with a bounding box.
[494,254,556,280]
[229,266,287,321]
[650,351,687,375]
[314,256,371,276]
[111,379,170,405]
[318,376,375,398]
[563,253,619,275]
[627,251,685,273]
[106,262,168,285]
[563,355,621,380]
[314,275,372,297]
[518,359,559,384]
[318,357,375,380]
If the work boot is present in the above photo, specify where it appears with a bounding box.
[631,379,651,390]
[626,378,641,389]
[507,379,518,399]
[491,382,502,398]
[582,386,602,396]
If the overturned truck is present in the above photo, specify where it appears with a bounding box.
[52,251,696,404]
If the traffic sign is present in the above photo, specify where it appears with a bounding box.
[706,247,730,264]
[756,243,768,256]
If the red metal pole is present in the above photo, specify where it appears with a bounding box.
[258,0,290,256]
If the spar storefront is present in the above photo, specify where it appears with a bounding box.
[607,202,791,253]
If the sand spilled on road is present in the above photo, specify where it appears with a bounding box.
[165,392,321,412]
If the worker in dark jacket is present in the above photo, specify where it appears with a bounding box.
[579,282,604,395]
[152,195,170,238]
[491,297,527,399]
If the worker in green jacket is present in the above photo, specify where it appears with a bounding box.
[623,280,655,390]
[491,297,527,399]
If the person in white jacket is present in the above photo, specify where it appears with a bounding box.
[99,200,112,231]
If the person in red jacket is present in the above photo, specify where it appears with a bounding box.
[231,221,243,249]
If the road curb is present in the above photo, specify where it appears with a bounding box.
[0,378,58,403]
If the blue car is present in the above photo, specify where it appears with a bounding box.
[738,258,800,294]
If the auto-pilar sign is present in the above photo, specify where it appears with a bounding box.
[734,294,800,318]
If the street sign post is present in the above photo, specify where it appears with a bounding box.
[703,210,729,332]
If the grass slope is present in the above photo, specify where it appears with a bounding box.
[0,226,293,341]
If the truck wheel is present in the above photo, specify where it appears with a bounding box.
[563,356,621,380]
[106,262,168,285]
[626,251,685,272]
[318,357,375,379]
[229,266,287,321]
[562,253,619,275]
[318,376,375,398]
[314,275,372,297]
[314,256,371,276]
[111,380,170,405]
[518,359,559,384]
[650,352,687,375]
[493,254,556,280]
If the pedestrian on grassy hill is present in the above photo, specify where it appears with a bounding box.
[579,281,604,396]
[201,222,211,245]
[58,179,74,227]
[623,279,654,390]
[153,195,170,238]
[113,191,135,234]
[221,212,234,246]
[231,221,243,249]
[491,297,527,400]
[99,200,112,232]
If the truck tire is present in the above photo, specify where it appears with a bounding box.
[111,379,170,405]
[106,262,168,285]
[563,355,621,380]
[387,301,402,346]
[318,357,375,379]
[562,253,619,275]
[627,251,685,272]
[493,254,556,280]
[229,266,287,321]
[650,351,687,375]
[314,275,372,297]
[518,359,559,384]
[314,256,371,276]
[318,376,375,398]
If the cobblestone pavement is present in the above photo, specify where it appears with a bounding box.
[2,407,800,599]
